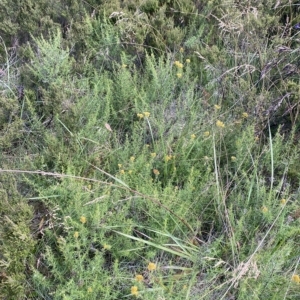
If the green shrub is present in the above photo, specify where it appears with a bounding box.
[0,174,35,300]
[1,1,300,299]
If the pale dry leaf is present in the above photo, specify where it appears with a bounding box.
[105,123,112,132]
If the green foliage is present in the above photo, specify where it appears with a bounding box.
[21,30,75,120]
[0,96,23,149]
[0,174,35,299]
[1,0,300,299]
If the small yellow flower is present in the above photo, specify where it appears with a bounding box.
[137,113,144,119]
[231,156,236,162]
[135,274,144,282]
[261,206,268,213]
[153,169,160,175]
[128,170,133,174]
[165,155,172,162]
[242,112,249,118]
[174,61,183,68]
[151,152,156,158]
[179,47,184,53]
[130,156,135,162]
[216,120,225,128]
[74,231,79,238]
[144,111,150,118]
[131,286,138,296]
[186,59,190,63]
[80,216,87,224]
[190,134,196,140]
[122,64,127,68]
[214,104,221,110]
[119,169,125,175]
[118,164,122,168]
[147,262,157,271]
[280,198,286,205]
[292,274,300,283]
[176,73,182,78]
[103,243,112,250]
[87,287,93,293]
[204,131,210,137]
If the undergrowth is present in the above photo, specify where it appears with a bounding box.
[0,1,300,299]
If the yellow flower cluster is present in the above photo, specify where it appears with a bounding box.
[130,262,157,296]
[117,157,135,176]
[137,112,150,119]
[280,198,286,205]
[174,61,183,68]
[190,134,196,140]
[147,262,157,271]
[216,120,225,128]
[103,243,112,250]
[174,61,184,78]
[150,152,156,158]
[135,274,144,282]
[131,286,138,296]
[80,216,87,224]
[165,155,173,162]
[204,131,210,137]
[214,104,221,110]
[292,274,300,283]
